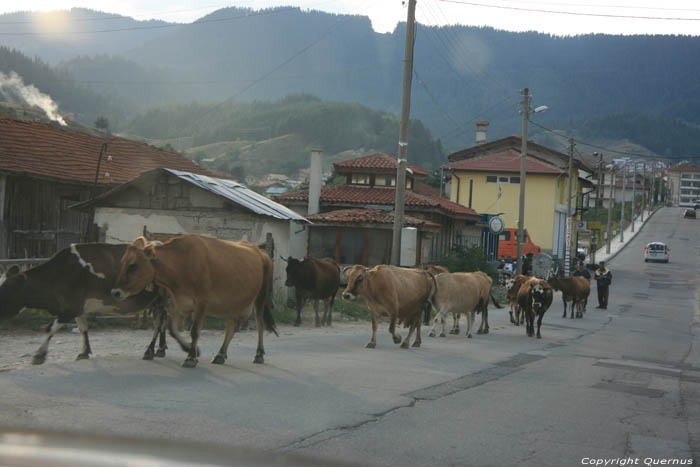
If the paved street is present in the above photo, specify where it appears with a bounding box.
[0,207,697,466]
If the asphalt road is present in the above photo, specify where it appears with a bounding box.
[0,207,698,467]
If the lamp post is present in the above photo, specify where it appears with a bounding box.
[516,88,547,276]
[620,161,627,243]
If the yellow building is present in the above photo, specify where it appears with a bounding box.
[444,136,590,258]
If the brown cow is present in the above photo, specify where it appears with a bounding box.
[547,276,591,319]
[428,272,488,338]
[517,277,554,338]
[283,256,340,327]
[342,265,435,349]
[112,235,277,368]
[505,274,529,325]
[471,271,503,335]
[422,264,450,326]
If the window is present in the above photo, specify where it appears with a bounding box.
[499,231,511,241]
[309,228,336,259]
[510,176,520,184]
[375,175,392,186]
[486,176,497,183]
[351,174,370,185]
[498,176,509,183]
[339,229,364,265]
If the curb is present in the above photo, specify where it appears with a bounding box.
[597,206,662,266]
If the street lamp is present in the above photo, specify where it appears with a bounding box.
[516,88,548,275]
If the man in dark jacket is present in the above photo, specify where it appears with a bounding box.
[573,261,591,280]
[594,261,612,309]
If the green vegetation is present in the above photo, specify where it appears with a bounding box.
[274,299,370,325]
[125,94,447,175]
[435,245,497,280]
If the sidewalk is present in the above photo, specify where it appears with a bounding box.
[586,207,658,265]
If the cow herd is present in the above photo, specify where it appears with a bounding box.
[0,233,592,369]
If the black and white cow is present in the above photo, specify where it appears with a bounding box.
[0,243,167,364]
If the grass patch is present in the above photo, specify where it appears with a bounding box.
[271,298,371,325]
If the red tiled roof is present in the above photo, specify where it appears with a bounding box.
[334,152,428,176]
[443,149,564,175]
[275,184,479,218]
[306,208,440,229]
[0,117,212,185]
[667,163,700,173]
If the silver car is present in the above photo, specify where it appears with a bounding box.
[644,242,669,263]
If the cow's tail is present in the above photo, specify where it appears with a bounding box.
[423,271,439,325]
[490,292,503,309]
[257,253,279,337]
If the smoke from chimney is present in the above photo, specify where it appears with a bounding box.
[0,71,67,126]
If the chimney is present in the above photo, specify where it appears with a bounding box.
[476,121,489,145]
[308,149,323,215]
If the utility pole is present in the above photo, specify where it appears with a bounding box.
[606,165,615,254]
[620,163,627,243]
[591,152,603,265]
[631,162,637,232]
[641,162,646,222]
[390,0,417,266]
[516,88,529,276]
[565,137,575,276]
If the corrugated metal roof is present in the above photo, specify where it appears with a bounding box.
[164,169,308,222]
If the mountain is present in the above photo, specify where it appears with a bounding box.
[121,94,446,176]
[3,6,700,159]
[0,8,174,63]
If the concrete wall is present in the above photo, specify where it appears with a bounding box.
[93,207,293,303]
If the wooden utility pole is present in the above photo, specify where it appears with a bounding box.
[390,0,417,266]
[620,163,627,243]
[591,152,603,265]
[606,166,615,254]
[516,88,529,276]
[641,162,646,222]
[631,162,637,232]
[565,137,575,275]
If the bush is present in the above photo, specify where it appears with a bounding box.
[436,245,495,277]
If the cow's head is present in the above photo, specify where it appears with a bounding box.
[505,277,515,291]
[111,237,157,301]
[530,281,547,309]
[283,256,304,287]
[342,265,368,301]
[0,265,28,320]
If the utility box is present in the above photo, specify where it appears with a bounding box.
[400,227,418,267]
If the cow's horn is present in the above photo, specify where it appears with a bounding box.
[280,256,288,262]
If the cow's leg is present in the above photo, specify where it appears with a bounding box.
[388,314,402,344]
[401,317,417,349]
[428,307,446,338]
[253,304,266,364]
[155,307,168,357]
[478,308,489,335]
[509,304,516,324]
[562,296,567,318]
[213,316,237,364]
[75,315,92,361]
[325,295,335,326]
[32,318,64,365]
[366,313,378,348]
[313,299,321,327]
[294,293,303,327]
[449,313,459,334]
[183,306,205,368]
[465,311,474,338]
[536,311,544,338]
[144,307,165,360]
[167,310,199,356]
[412,318,422,347]
[527,310,535,337]
[422,302,431,326]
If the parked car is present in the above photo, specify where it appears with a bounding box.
[683,208,696,219]
[644,242,669,263]
[497,228,541,260]
[694,201,700,210]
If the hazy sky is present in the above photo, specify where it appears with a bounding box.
[2,0,700,36]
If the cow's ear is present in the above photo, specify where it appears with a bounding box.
[144,244,157,261]
[131,236,148,249]
[7,264,20,277]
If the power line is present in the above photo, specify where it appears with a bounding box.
[528,120,700,160]
[484,0,700,13]
[0,7,298,35]
[438,0,700,21]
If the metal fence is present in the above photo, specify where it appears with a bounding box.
[0,258,49,275]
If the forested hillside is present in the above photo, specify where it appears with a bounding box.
[124,94,445,176]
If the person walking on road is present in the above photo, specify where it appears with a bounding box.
[594,261,612,309]
[573,261,591,280]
